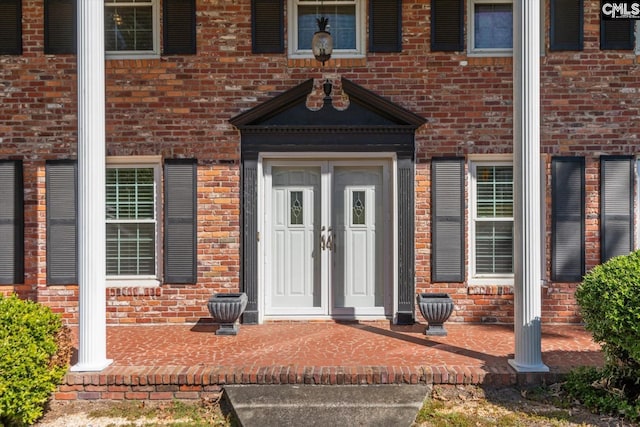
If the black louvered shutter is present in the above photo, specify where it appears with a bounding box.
[551,157,585,282]
[600,156,634,263]
[432,158,465,282]
[550,0,583,51]
[0,161,24,284]
[431,0,463,52]
[369,0,402,52]
[46,161,78,285]
[252,0,284,53]
[601,19,635,50]
[163,0,196,54]
[45,0,76,54]
[164,159,197,283]
[0,0,22,55]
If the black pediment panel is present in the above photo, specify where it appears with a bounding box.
[231,78,425,128]
[230,78,426,160]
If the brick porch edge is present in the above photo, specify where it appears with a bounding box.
[56,365,569,400]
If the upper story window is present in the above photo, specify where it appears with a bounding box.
[43,0,195,56]
[105,0,160,57]
[468,0,513,56]
[288,0,366,59]
[470,161,514,282]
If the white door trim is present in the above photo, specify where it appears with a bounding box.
[257,152,398,323]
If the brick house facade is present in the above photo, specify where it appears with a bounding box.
[0,0,637,330]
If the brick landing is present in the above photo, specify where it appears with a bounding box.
[58,322,603,400]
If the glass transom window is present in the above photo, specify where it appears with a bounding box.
[469,0,513,55]
[106,166,159,277]
[288,0,365,59]
[471,163,514,277]
[105,0,159,57]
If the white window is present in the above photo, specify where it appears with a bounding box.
[470,161,514,282]
[105,0,160,58]
[468,0,513,56]
[106,158,161,285]
[288,0,365,59]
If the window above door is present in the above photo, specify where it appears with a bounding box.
[251,0,401,58]
[288,0,365,60]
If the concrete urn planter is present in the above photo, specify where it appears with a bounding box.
[417,293,454,336]
[207,292,248,335]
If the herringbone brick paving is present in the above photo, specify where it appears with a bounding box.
[58,322,603,400]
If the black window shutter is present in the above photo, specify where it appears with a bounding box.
[45,0,77,54]
[431,158,465,282]
[164,159,197,284]
[0,161,24,284]
[601,19,635,50]
[600,156,634,263]
[252,0,284,53]
[369,0,402,53]
[550,0,583,51]
[551,157,585,282]
[431,0,463,52]
[0,0,22,55]
[46,161,78,285]
[163,0,197,55]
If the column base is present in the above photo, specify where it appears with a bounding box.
[396,311,415,325]
[70,359,113,372]
[508,358,549,373]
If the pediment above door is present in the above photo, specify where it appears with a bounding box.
[230,78,426,160]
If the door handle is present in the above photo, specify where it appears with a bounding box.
[326,227,333,251]
[320,226,326,250]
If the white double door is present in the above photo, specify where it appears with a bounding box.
[264,159,391,318]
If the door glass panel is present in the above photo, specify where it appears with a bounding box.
[352,190,365,225]
[290,191,303,225]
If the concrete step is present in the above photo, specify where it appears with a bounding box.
[224,384,430,427]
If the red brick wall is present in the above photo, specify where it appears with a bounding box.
[2,0,638,325]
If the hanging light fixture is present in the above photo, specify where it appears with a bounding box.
[312,16,333,65]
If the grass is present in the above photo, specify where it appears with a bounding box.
[412,385,606,427]
[86,398,235,427]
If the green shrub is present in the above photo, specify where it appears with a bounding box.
[567,250,640,422]
[0,295,71,426]
[564,366,640,422]
[575,250,640,368]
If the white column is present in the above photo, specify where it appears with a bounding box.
[509,0,549,373]
[71,0,112,372]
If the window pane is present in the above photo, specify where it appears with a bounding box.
[106,168,155,220]
[474,3,512,49]
[475,221,513,274]
[352,190,365,225]
[290,191,303,225]
[476,165,513,218]
[106,223,156,275]
[105,5,153,51]
[298,5,356,50]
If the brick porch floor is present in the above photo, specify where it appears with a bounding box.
[59,322,604,400]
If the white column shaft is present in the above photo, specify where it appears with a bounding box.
[71,0,111,372]
[510,0,549,373]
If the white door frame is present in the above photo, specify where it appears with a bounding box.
[257,152,398,323]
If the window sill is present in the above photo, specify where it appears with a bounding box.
[468,284,514,295]
[107,286,163,297]
[106,279,161,288]
[464,56,513,66]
